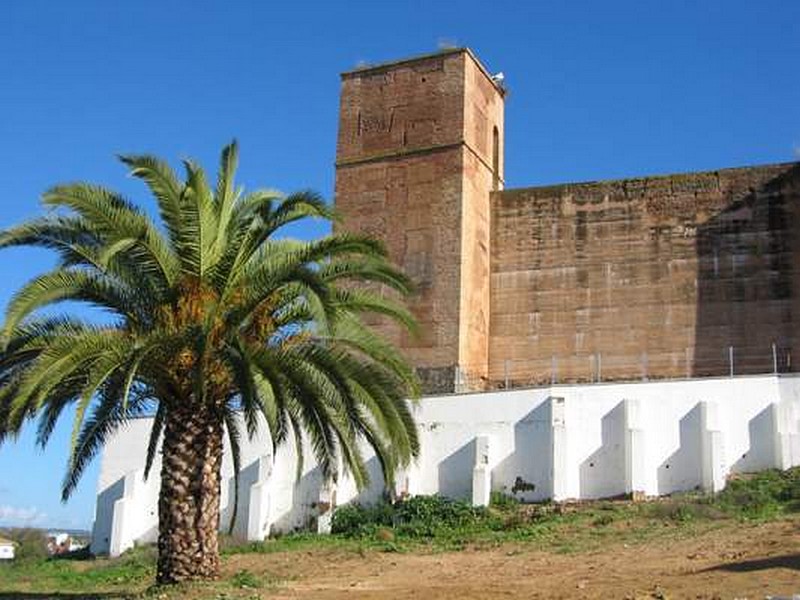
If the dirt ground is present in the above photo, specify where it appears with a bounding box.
[224,519,800,600]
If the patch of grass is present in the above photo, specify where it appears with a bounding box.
[644,497,725,523]
[325,494,605,553]
[591,512,615,526]
[229,568,262,589]
[2,543,286,599]
[490,490,521,509]
[716,468,800,518]
[319,467,800,554]
[0,544,155,595]
[638,468,800,525]
[223,531,365,556]
[331,494,497,539]
[6,467,800,598]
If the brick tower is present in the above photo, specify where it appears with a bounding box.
[334,48,505,393]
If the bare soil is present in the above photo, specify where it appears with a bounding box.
[224,519,800,600]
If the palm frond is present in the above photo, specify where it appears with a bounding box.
[62,382,151,501]
[143,401,165,480]
[260,190,336,238]
[117,154,184,249]
[1,269,145,340]
[213,141,240,254]
[178,159,219,276]
[0,216,102,267]
[4,329,128,435]
[43,183,179,285]
[0,142,420,535]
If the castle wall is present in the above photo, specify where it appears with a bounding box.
[332,48,800,392]
[334,49,503,392]
[489,163,800,386]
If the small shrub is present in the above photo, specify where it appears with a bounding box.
[331,502,393,537]
[230,569,261,589]
[394,495,487,537]
[52,545,93,561]
[380,541,400,553]
[6,528,48,561]
[715,468,800,518]
[647,500,706,523]
[331,495,493,540]
[592,513,615,527]
[490,491,520,509]
[672,504,696,523]
[498,510,526,531]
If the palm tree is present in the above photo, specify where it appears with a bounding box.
[0,142,420,583]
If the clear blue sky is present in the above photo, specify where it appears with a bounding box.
[0,1,798,530]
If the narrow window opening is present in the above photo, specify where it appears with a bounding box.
[492,126,500,191]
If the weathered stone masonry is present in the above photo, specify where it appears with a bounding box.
[491,165,800,386]
[334,47,800,393]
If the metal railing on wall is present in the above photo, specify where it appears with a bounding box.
[453,342,793,392]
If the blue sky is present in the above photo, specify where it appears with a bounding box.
[0,1,798,530]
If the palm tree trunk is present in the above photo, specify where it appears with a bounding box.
[156,403,223,584]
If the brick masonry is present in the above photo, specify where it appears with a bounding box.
[334,48,800,393]
[490,164,800,386]
[334,49,504,393]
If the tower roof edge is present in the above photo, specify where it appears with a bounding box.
[341,47,505,95]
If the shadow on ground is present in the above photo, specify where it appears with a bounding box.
[0,594,133,599]
[703,553,800,573]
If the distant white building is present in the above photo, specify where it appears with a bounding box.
[0,537,15,560]
[46,532,86,555]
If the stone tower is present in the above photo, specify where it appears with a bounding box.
[334,48,505,393]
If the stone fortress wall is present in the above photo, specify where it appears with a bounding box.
[490,164,800,387]
[334,47,800,393]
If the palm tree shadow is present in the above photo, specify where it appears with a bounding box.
[701,553,800,573]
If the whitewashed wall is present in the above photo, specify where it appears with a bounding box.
[92,374,800,556]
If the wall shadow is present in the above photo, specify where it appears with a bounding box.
[493,401,554,502]
[579,401,626,498]
[220,457,265,538]
[437,438,475,500]
[270,465,323,533]
[731,404,776,473]
[351,455,386,505]
[91,477,124,553]
[657,403,702,495]
[694,164,800,377]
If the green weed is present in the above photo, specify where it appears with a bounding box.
[230,569,261,589]
[4,467,800,598]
